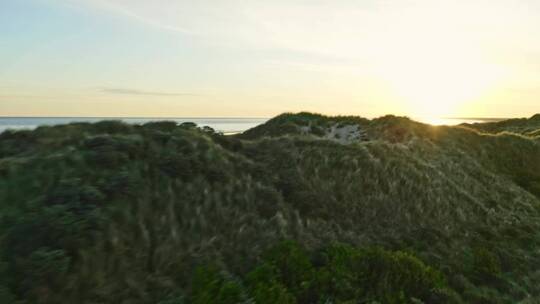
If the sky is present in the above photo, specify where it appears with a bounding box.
[0,0,539,118]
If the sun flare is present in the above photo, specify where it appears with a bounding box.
[380,56,504,120]
[370,23,506,121]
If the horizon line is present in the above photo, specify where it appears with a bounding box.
[0,116,271,119]
[0,116,519,121]
[0,111,520,120]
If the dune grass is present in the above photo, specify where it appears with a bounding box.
[0,113,539,303]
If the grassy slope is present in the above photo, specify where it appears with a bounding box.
[0,114,540,303]
[239,114,540,302]
[462,114,540,135]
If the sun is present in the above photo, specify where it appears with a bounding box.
[383,58,502,120]
[373,41,505,121]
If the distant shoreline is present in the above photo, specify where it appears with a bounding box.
[0,116,513,135]
[0,116,510,120]
[0,116,270,120]
[443,117,508,122]
[0,117,269,134]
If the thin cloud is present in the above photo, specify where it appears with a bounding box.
[70,0,194,35]
[100,87,200,97]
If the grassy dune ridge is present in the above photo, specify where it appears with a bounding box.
[0,113,540,303]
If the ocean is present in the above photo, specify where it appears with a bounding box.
[0,117,506,135]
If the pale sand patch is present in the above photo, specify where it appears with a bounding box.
[299,122,368,143]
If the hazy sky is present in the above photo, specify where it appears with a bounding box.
[1,0,539,118]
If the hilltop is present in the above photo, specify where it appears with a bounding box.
[0,113,540,303]
[462,114,540,136]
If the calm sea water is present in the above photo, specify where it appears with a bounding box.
[0,117,505,135]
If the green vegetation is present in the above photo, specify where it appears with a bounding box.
[0,113,540,303]
[191,241,455,304]
[239,112,370,140]
[463,114,540,135]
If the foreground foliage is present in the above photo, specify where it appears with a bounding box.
[191,241,456,304]
[0,113,539,303]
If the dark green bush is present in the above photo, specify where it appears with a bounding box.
[191,266,245,304]
[179,241,459,303]
[472,248,502,281]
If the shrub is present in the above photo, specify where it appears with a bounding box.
[191,266,245,304]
